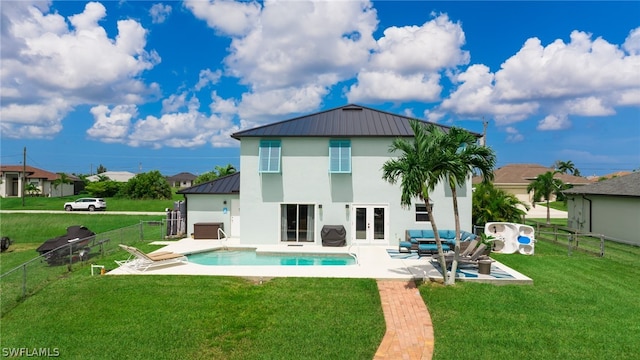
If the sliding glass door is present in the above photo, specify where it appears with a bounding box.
[281,204,315,242]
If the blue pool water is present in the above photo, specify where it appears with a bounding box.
[188,249,356,266]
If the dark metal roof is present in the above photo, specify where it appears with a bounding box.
[563,172,640,197]
[177,173,240,195]
[231,104,478,139]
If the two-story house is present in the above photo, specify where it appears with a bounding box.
[178,104,478,247]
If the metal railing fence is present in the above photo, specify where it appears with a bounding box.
[0,220,167,316]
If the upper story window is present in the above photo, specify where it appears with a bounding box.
[329,139,351,173]
[259,140,281,173]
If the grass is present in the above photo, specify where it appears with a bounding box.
[0,192,183,212]
[0,214,164,273]
[421,240,640,360]
[0,276,385,360]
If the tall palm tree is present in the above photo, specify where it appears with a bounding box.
[526,171,565,224]
[434,126,496,284]
[554,160,581,176]
[382,120,458,284]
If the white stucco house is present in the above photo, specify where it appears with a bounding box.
[0,165,77,197]
[177,104,479,247]
[564,172,640,246]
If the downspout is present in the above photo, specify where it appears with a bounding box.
[582,195,592,233]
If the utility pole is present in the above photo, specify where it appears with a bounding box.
[481,117,488,147]
[22,147,26,207]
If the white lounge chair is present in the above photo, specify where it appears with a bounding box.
[115,244,188,272]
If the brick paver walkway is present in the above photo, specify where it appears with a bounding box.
[373,280,434,360]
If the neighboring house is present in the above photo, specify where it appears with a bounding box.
[86,171,136,182]
[564,172,640,246]
[0,165,77,197]
[177,104,479,247]
[473,163,591,204]
[166,172,197,188]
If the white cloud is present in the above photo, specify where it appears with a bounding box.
[347,13,468,103]
[149,3,172,24]
[537,114,571,131]
[194,68,222,91]
[87,104,137,143]
[184,0,261,37]
[0,99,69,138]
[623,27,640,55]
[505,126,524,143]
[438,29,640,130]
[1,1,160,138]
[237,85,329,126]
[348,71,442,103]
[128,110,232,149]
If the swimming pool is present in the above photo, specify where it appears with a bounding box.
[187,249,356,266]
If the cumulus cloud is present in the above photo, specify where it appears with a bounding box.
[184,0,261,37]
[1,1,160,138]
[439,27,640,131]
[348,13,469,103]
[194,68,222,91]
[149,3,172,24]
[87,104,137,143]
[537,114,571,131]
[505,126,524,143]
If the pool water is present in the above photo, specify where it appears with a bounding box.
[188,249,356,266]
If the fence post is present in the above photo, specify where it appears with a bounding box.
[22,264,27,298]
[554,224,558,242]
[600,235,605,257]
[139,221,144,241]
[567,233,573,256]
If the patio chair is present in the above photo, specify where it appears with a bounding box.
[115,244,188,272]
[430,239,479,261]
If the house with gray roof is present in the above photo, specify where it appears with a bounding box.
[564,172,640,245]
[166,172,197,188]
[177,104,480,247]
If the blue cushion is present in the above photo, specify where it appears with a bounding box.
[418,243,450,251]
[421,230,435,238]
[408,230,423,238]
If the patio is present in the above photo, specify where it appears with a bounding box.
[109,237,533,285]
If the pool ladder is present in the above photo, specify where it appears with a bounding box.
[217,228,229,250]
[348,243,360,265]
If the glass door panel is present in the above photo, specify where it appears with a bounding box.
[355,207,367,240]
[373,207,385,240]
[281,204,315,242]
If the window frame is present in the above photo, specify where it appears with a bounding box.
[415,203,430,222]
[329,139,351,173]
[258,140,281,173]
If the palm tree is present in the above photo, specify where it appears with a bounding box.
[382,120,453,284]
[526,171,565,224]
[473,182,529,225]
[51,173,73,197]
[435,126,496,284]
[25,183,41,196]
[554,160,581,176]
[215,164,237,177]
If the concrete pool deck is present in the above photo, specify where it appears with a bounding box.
[108,237,533,285]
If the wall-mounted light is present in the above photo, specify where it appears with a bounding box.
[318,204,322,209]
[223,200,227,205]
[345,204,350,209]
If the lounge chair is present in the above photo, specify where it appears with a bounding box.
[430,239,479,261]
[115,244,188,272]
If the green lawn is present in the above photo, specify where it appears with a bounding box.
[0,276,385,360]
[0,193,182,212]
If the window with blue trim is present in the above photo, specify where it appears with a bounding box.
[259,140,281,173]
[329,140,351,173]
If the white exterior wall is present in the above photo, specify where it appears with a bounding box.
[239,137,472,246]
[567,195,640,245]
[183,193,239,237]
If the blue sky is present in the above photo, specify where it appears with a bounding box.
[1,1,639,177]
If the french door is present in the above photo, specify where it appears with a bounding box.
[352,205,388,244]
[281,204,315,242]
